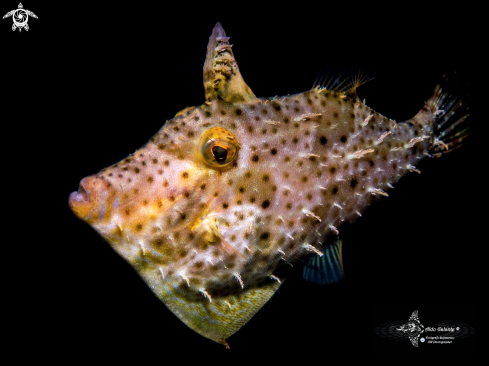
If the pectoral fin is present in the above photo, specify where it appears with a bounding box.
[156,277,281,347]
[203,23,257,104]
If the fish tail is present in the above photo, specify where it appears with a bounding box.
[409,73,471,157]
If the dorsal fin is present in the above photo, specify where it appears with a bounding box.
[343,69,375,99]
[313,67,375,99]
[203,23,257,104]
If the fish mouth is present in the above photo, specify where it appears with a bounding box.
[69,177,94,220]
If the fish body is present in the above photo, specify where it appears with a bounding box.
[69,23,469,347]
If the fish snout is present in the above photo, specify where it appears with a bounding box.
[69,176,99,220]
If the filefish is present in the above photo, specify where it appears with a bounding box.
[68,23,470,347]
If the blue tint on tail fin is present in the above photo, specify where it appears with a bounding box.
[303,238,344,285]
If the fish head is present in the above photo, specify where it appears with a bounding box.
[68,22,301,345]
[68,103,281,285]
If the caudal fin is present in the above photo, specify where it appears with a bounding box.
[427,73,471,157]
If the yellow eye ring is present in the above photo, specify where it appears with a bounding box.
[199,127,239,168]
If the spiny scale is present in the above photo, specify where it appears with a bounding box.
[68,23,469,347]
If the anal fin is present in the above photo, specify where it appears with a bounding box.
[303,238,344,285]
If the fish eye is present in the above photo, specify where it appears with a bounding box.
[199,127,239,168]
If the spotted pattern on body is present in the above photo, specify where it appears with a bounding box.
[69,23,468,347]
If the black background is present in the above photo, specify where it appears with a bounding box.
[2,1,480,357]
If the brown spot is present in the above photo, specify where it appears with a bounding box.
[262,200,270,209]
[182,172,189,179]
[223,203,229,209]
[134,168,140,173]
[178,249,188,258]
[260,232,270,240]
[251,155,259,162]
[235,109,242,116]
